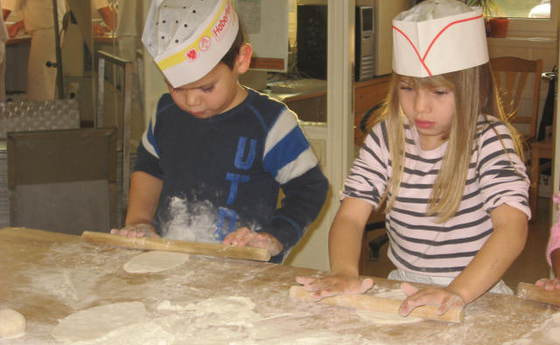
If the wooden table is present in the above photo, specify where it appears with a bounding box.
[0,227,557,345]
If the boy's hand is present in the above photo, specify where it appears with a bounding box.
[110,223,159,239]
[223,227,283,257]
[399,282,465,316]
[294,274,374,299]
[535,278,560,291]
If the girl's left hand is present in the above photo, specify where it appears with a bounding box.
[398,282,465,316]
[223,227,283,257]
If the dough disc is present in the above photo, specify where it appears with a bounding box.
[0,308,26,339]
[51,302,147,342]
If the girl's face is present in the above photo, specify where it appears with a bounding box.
[398,78,456,150]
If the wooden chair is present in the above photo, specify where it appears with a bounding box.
[359,209,389,275]
[490,56,546,217]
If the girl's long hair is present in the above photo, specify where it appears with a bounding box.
[367,63,523,223]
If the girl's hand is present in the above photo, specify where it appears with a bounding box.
[110,223,159,238]
[223,227,283,257]
[535,278,560,291]
[399,282,465,316]
[294,275,374,299]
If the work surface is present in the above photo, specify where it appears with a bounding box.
[0,227,558,345]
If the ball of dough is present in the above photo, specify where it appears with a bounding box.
[0,308,26,339]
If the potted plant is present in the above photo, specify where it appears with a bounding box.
[464,0,497,16]
[463,0,509,38]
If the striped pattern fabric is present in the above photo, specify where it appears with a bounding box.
[140,93,318,185]
[261,107,318,185]
[134,89,327,262]
[343,115,530,277]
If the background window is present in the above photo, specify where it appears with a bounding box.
[493,0,550,19]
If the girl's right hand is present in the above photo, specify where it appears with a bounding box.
[110,223,159,238]
[535,278,560,291]
[294,274,374,299]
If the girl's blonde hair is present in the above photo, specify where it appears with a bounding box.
[367,63,523,222]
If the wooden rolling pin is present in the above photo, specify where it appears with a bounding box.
[81,231,271,262]
[517,282,560,306]
[289,286,464,323]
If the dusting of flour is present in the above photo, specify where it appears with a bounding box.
[501,312,560,345]
[154,296,374,345]
[162,197,218,243]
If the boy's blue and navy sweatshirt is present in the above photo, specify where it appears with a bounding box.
[135,88,329,262]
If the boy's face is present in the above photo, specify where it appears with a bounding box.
[166,44,252,119]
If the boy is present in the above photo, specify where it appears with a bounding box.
[111,0,328,263]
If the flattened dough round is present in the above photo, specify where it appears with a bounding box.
[51,302,147,342]
[123,251,190,273]
[0,308,26,339]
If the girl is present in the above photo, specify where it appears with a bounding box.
[535,193,560,290]
[297,0,530,316]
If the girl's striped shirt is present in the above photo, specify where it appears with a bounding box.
[343,115,530,277]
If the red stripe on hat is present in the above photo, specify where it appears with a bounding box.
[392,25,432,76]
[393,14,483,77]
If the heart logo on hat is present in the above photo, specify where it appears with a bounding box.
[186,49,198,61]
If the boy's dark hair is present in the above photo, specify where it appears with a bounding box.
[220,26,245,69]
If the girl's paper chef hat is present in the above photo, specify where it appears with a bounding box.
[392,0,488,78]
[142,0,239,87]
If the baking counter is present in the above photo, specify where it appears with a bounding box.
[0,227,557,345]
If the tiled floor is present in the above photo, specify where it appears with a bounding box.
[361,197,553,289]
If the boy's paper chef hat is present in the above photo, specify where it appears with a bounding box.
[142,0,239,87]
[392,0,488,78]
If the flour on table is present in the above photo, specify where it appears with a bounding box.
[501,312,560,345]
[238,329,375,345]
[60,320,175,345]
[123,251,190,274]
[51,302,148,343]
[355,288,422,324]
[0,308,26,339]
[155,296,262,345]
[252,316,375,345]
[158,296,261,326]
[157,296,372,345]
